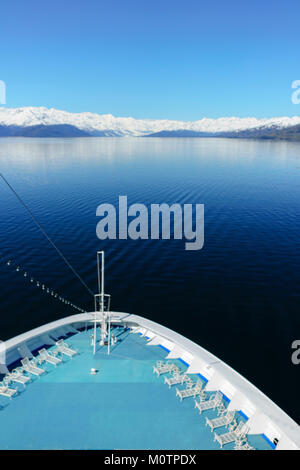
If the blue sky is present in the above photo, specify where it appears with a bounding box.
[1,0,300,120]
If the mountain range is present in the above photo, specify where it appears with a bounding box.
[0,107,300,140]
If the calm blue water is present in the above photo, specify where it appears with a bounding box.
[0,137,299,422]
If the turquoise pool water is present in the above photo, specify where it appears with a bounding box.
[0,328,273,450]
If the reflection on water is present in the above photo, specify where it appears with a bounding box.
[0,137,299,421]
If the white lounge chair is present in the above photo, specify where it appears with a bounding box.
[176,379,205,401]
[164,372,193,388]
[21,357,46,377]
[214,422,250,448]
[235,441,255,450]
[153,362,180,376]
[216,402,226,415]
[153,359,175,369]
[4,369,31,387]
[55,340,77,358]
[154,360,164,367]
[206,409,236,431]
[38,348,62,366]
[194,390,223,414]
[0,382,17,399]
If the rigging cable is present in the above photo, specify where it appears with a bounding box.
[0,172,94,297]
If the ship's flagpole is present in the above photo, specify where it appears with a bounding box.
[93,295,97,355]
[95,251,111,355]
[108,312,111,355]
[101,251,104,319]
[94,251,104,355]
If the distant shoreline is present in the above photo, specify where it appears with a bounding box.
[1,106,300,140]
[0,123,300,141]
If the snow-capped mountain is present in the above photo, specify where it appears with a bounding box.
[0,106,300,137]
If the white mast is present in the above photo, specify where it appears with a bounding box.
[98,251,107,347]
[93,251,111,355]
[93,250,104,354]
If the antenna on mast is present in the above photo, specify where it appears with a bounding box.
[93,251,111,355]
